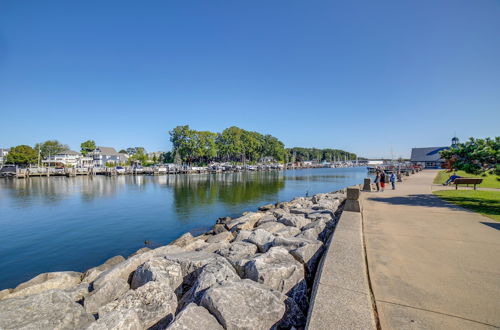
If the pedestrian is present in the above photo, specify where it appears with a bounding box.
[374,171,380,192]
[390,172,396,190]
[380,171,386,192]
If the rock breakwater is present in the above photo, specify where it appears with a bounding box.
[0,190,346,330]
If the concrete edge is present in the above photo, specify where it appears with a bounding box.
[306,210,377,330]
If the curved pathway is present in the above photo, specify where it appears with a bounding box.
[362,170,500,329]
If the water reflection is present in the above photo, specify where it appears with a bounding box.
[0,167,368,290]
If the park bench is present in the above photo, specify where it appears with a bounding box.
[453,178,483,190]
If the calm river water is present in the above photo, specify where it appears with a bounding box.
[0,167,368,289]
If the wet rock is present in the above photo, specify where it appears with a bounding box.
[6,271,82,300]
[85,310,142,330]
[246,229,275,253]
[215,241,258,277]
[200,279,286,330]
[179,258,239,309]
[84,278,129,314]
[226,212,264,232]
[0,290,94,330]
[83,256,126,284]
[99,281,177,329]
[206,231,234,244]
[130,257,183,291]
[167,303,223,330]
[277,214,310,229]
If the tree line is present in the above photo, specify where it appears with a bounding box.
[169,125,356,165]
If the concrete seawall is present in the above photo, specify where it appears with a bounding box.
[307,198,377,329]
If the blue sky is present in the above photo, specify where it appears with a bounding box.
[0,0,499,158]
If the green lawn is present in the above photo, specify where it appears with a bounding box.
[433,190,500,221]
[433,170,500,189]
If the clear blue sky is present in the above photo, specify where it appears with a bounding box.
[0,0,499,158]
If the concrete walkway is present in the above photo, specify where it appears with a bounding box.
[362,170,500,329]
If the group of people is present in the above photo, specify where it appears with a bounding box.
[373,169,398,192]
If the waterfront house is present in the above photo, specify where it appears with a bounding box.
[42,150,93,167]
[89,147,128,167]
[410,137,458,169]
[0,148,9,165]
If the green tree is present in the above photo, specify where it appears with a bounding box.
[118,149,128,154]
[440,137,499,174]
[35,140,69,158]
[6,145,38,165]
[80,140,96,156]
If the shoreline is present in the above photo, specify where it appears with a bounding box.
[0,189,347,329]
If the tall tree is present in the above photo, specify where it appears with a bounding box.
[6,145,38,165]
[80,140,96,156]
[35,140,69,158]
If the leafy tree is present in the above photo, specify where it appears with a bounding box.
[118,149,128,154]
[440,137,499,174]
[35,140,69,158]
[174,150,182,165]
[80,140,96,156]
[6,145,38,165]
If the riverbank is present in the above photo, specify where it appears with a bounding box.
[0,190,346,329]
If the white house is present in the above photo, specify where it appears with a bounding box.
[89,147,128,167]
[42,150,93,167]
[0,148,9,165]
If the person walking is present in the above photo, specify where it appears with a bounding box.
[374,171,380,192]
[380,171,386,192]
[390,172,396,190]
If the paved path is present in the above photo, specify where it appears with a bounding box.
[362,170,500,329]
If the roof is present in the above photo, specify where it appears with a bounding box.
[410,147,449,162]
[96,146,121,156]
[58,150,81,156]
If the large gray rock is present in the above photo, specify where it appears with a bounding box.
[6,271,82,300]
[183,239,209,251]
[130,257,183,291]
[296,218,327,241]
[86,310,142,330]
[200,279,286,330]
[272,237,324,273]
[243,247,304,297]
[84,278,129,314]
[170,232,196,248]
[289,208,316,216]
[167,303,223,330]
[83,256,126,284]
[274,226,301,238]
[196,242,231,254]
[256,221,287,234]
[215,241,258,277]
[0,290,94,330]
[277,214,310,229]
[179,258,239,309]
[258,203,275,211]
[312,199,340,211]
[232,230,253,242]
[212,223,228,234]
[226,212,264,232]
[272,208,289,219]
[99,281,177,329]
[206,231,234,244]
[160,251,228,286]
[92,245,184,290]
[64,281,91,302]
[306,211,333,221]
[246,228,275,253]
[255,214,277,226]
